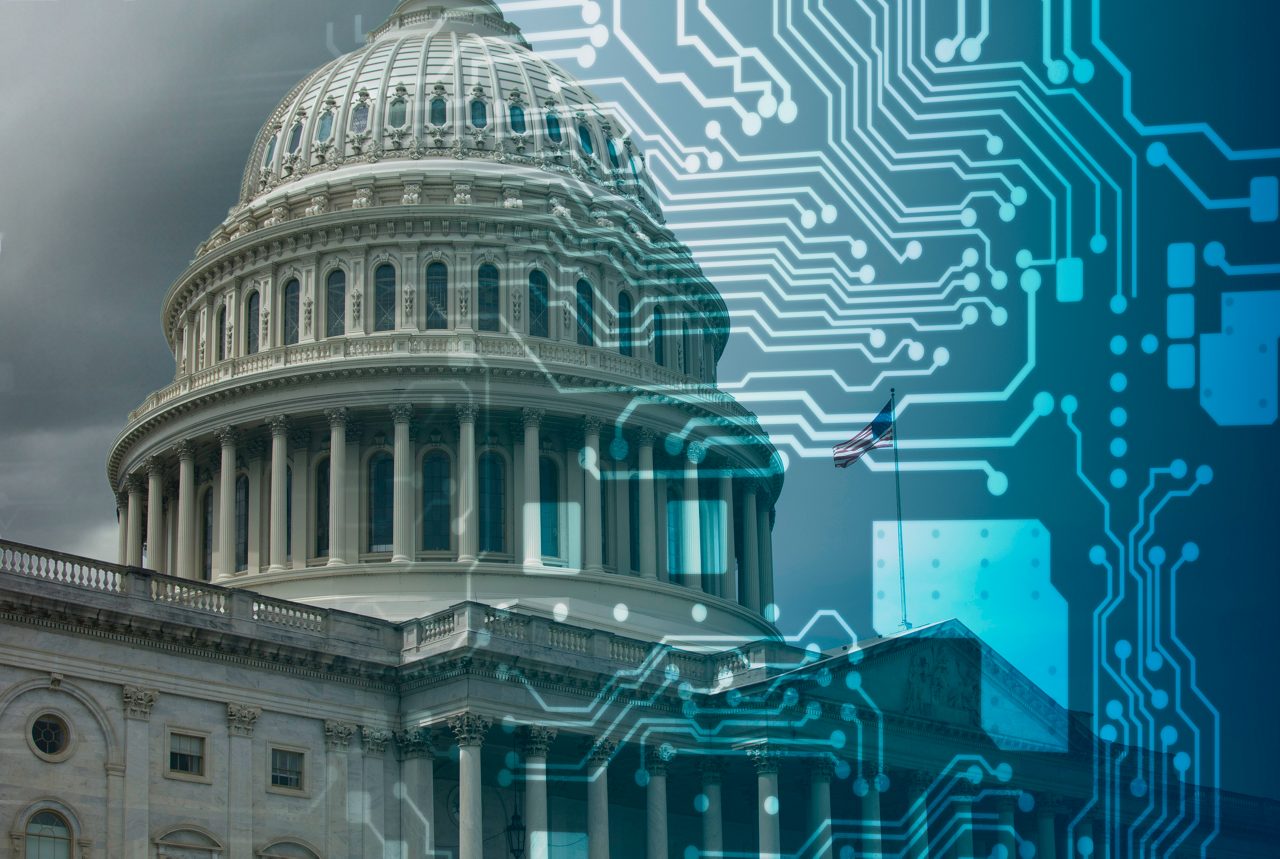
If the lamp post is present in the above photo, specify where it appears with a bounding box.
[506,801,527,859]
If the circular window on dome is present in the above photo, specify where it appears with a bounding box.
[27,712,73,763]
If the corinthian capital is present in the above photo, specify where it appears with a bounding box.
[638,427,659,447]
[325,408,349,429]
[227,703,261,737]
[395,727,435,760]
[447,712,491,747]
[122,685,158,721]
[587,738,618,765]
[215,425,239,448]
[583,416,605,436]
[324,719,356,750]
[519,725,557,757]
[267,415,290,436]
[362,727,392,757]
[521,408,545,429]
[389,404,414,425]
[174,440,196,461]
[144,456,164,477]
[455,403,479,424]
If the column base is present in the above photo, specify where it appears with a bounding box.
[326,558,346,567]
[392,554,413,564]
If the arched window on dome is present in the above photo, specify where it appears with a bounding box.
[422,452,451,552]
[216,305,228,362]
[618,292,634,357]
[287,121,304,155]
[25,810,72,858]
[367,453,393,554]
[478,264,500,332]
[578,123,595,157]
[576,279,595,347]
[388,98,408,130]
[283,279,301,346]
[351,102,371,135]
[528,270,549,338]
[539,456,560,559]
[374,264,396,332]
[263,134,278,171]
[430,98,448,128]
[326,270,346,338]
[478,453,506,554]
[606,136,621,170]
[509,103,527,135]
[652,306,666,366]
[234,474,249,573]
[471,99,488,129]
[201,487,213,581]
[426,262,448,330]
[315,457,330,559]
[628,472,640,572]
[245,290,261,355]
[316,111,334,143]
[546,111,563,144]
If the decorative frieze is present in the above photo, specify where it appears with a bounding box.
[122,685,158,721]
[227,703,261,737]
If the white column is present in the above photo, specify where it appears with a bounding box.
[681,444,703,590]
[645,747,671,859]
[584,417,604,573]
[587,740,615,859]
[145,459,164,571]
[176,442,196,579]
[759,499,775,614]
[289,431,311,569]
[324,721,355,858]
[116,492,129,566]
[699,761,724,857]
[457,404,479,562]
[121,686,156,857]
[810,759,834,859]
[325,409,348,565]
[449,714,491,859]
[228,703,260,858]
[751,747,781,859]
[399,728,436,858]
[216,427,237,578]
[996,796,1017,859]
[719,472,737,601]
[125,476,144,568]
[522,409,544,566]
[391,405,414,563]
[1036,802,1059,859]
[361,729,390,856]
[637,429,658,578]
[862,774,883,858]
[522,726,556,859]
[268,416,290,572]
[742,487,761,612]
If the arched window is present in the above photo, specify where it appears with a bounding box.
[653,307,666,366]
[315,458,330,558]
[374,264,396,332]
[201,488,213,581]
[471,99,488,129]
[316,111,334,142]
[245,291,261,355]
[478,264,500,332]
[628,473,640,572]
[235,474,249,572]
[422,452,451,551]
[351,102,370,134]
[388,98,408,129]
[606,137,620,170]
[426,262,448,330]
[546,111,562,143]
[479,453,505,554]
[287,121,303,154]
[529,270,549,338]
[539,457,559,558]
[576,279,595,346]
[263,134,278,170]
[259,841,321,859]
[216,305,228,362]
[25,810,72,858]
[578,123,595,156]
[326,270,346,338]
[368,453,393,553]
[618,293,633,357]
[509,103,527,135]
[283,279,301,346]
[430,98,448,127]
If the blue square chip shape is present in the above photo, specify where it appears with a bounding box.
[1056,258,1083,303]
[1168,344,1196,389]
[1167,243,1196,289]
[1250,177,1279,223]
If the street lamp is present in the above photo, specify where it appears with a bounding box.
[505,805,527,859]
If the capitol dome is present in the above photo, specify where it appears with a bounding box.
[107,0,782,642]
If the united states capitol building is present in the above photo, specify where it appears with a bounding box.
[1,1,1274,857]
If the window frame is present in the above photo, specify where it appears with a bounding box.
[618,292,634,357]
[244,290,261,355]
[26,709,74,764]
[23,808,74,856]
[324,268,346,339]
[313,455,331,562]
[575,279,595,346]
[165,727,212,784]
[425,261,449,330]
[477,450,509,556]
[373,263,397,333]
[477,263,501,332]
[267,745,308,796]
[366,450,394,556]
[282,278,301,346]
[420,448,454,555]
[528,270,550,338]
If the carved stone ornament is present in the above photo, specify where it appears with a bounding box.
[402,183,422,206]
[503,188,524,209]
[325,720,357,750]
[591,209,611,228]
[351,290,363,327]
[389,404,414,424]
[404,284,416,318]
[519,725,557,757]
[215,426,239,448]
[227,703,261,737]
[175,440,196,461]
[512,288,522,323]
[549,197,571,218]
[747,745,781,774]
[522,408,545,429]
[645,744,675,775]
[267,415,290,436]
[395,727,435,760]
[264,206,289,228]
[447,713,491,747]
[325,407,350,429]
[305,194,329,217]
[122,685,158,720]
[453,183,473,205]
[362,727,392,757]
[455,402,479,424]
[584,416,605,436]
[352,187,374,210]
[587,738,618,766]
[459,286,470,319]
[303,296,314,334]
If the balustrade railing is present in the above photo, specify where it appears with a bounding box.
[0,541,123,593]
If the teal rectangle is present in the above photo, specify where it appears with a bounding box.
[1250,176,1278,223]
[1167,344,1196,389]
[1056,258,1083,302]
[1167,294,1195,339]
[1167,243,1196,288]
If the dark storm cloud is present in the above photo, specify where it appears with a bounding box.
[0,0,399,558]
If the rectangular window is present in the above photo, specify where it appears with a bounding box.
[270,748,305,791]
[168,732,206,777]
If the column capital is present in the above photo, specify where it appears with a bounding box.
[324,719,357,750]
[389,404,414,425]
[686,441,707,465]
[583,415,605,436]
[174,440,196,461]
[522,408,546,429]
[645,744,675,776]
[124,474,146,495]
[456,402,479,424]
[362,727,392,757]
[747,745,781,775]
[267,414,290,436]
[227,703,261,737]
[144,456,164,478]
[811,756,837,782]
[325,408,349,429]
[519,725,557,757]
[698,758,725,784]
[587,738,618,765]
[448,712,492,747]
[115,491,128,509]
[638,427,659,447]
[122,685,157,721]
[395,727,436,760]
[215,425,239,448]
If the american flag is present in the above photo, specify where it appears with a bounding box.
[833,399,895,468]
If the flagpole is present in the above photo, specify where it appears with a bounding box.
[891,388,911,630]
